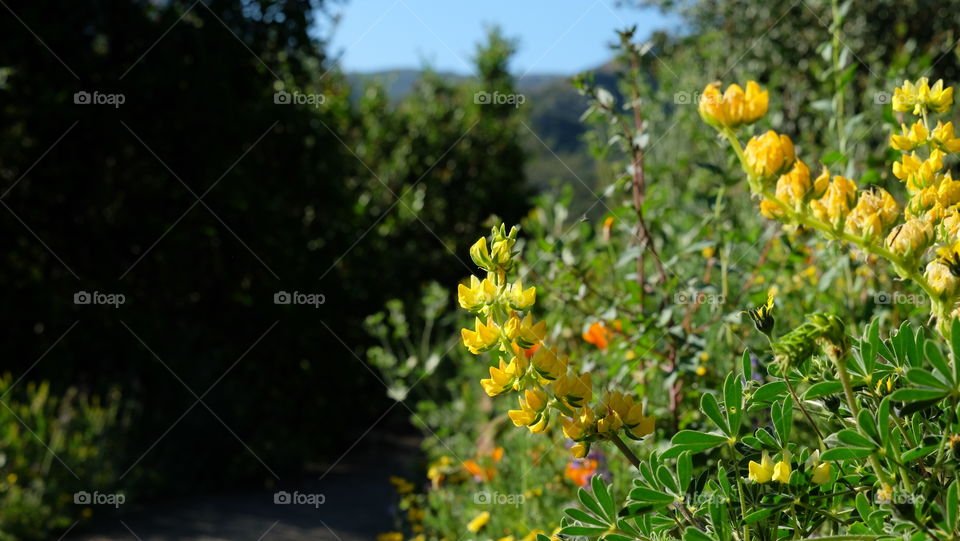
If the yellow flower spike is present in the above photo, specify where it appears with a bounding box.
[469,237,492,270]
[561,405,596,441]
[505,279,536,311]
[531,346,566,381]
[461,317,500,354]
[745,131,796,181]
[553,372,592,409]
[457,275,497,312]
[892,151,945,194]
[467,511,491,533]
[812,462,831,485]
[747,450,774,483]
[886,218,934,262]
[931,121,960,153]
[809,175,857,228]
[890,121,930,151]
[772,451,792,484]
[844,187,899,241]
[505,313,546,349]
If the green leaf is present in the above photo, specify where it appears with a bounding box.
[821,447,874,460]
[684,527,715,541]
[579,486,606,520]
[741,350,751,381]
[701,393,728,434]
[877,396,891,447]
[724,372,743,433]
[925,341,954,384]
[536,535,552,541]
[906,367,951,389]
[821,151,845,165]
[751,382,787,403]
[890,388,949,403]
[656,465,679,494]
[856,409,879,443]
[901,444,939,462]
[565,508,607,527]
[755,427,778,449]
[677,451,692,493]
[946,480,958,532]
[743,507,776,523]
[855,492,871,521]
[804,381,844,400]
[629,487,675,505]
[592,475,615,520]
[560,525,608,536]
[952,318,960,384]
[837,428,876,448]
[671,430,729,446]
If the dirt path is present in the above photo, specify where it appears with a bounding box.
[67,433,420,541]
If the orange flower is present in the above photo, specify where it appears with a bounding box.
[513,342,540,359]
[582,322,611,350]
[564,458,598,487]
[462,459,495,481]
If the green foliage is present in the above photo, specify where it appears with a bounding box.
[0,376,124,540]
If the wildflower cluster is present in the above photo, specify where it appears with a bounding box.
[701,78,960,334]
[458,225,655,458]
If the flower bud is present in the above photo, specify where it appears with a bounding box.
[844,187,899,241]
[886,219,934,261]
[809,175,857,228]
[926,261,959,299]
[699,81,768,129]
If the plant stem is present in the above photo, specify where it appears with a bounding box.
[835,354,895,486]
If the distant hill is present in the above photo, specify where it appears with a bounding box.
[346,65,623,212]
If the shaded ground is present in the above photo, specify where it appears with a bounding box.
[68,432,421,541]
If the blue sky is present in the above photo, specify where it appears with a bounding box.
[323,1,679,76]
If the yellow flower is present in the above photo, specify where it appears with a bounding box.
[504,313,546,349]
[886,219,933,261]
[458,275,497,312]
[893,150,945,193]
[570,442,589,459]
[695,365,708,376]
[377,533,403,541]
[508,388,549,433]
[470,237,492,269]
[931,121,960,153]
[893,78,954,115]
[480,355,528,396]
[809,175,857,228]
[747,450,774,483]
[812,462,831,485]
[599,391,654,439]
[467,511,491,533]
[561,405,596,441]
[925,261,959,298]
[772,451,792,483]
[890,121,929,151]
[553,372,592,409]
[844,187,899,241]
[874,376,895,395]
[746,294,775,335]
[461,317,500,354]
[698,81,768,129]
[506,279,536,310]
[937,173,960,208]
[745,131,796,181]
[531,346,567,381]
[876,484,893,503]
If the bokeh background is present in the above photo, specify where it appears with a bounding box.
[1,0,959,539]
